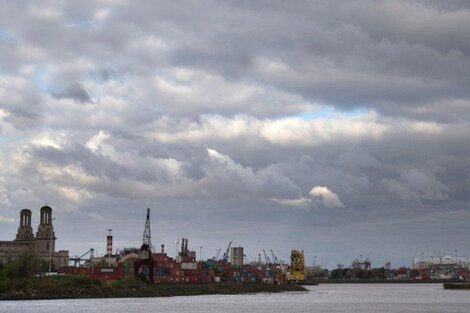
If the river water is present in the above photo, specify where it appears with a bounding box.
[1,284,469,313]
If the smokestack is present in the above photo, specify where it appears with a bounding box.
[106,229,113,256]
[161,244,165,253]
[184,238,188,254]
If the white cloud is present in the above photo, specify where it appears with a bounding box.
[309,186,345,208]
[31,131,67,149]
[151,112,389,146]
[271,185,345,209]
[85,130,111,153]
[270,197,311,207]
[0,216,15,223]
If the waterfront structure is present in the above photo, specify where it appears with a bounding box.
[0,206,69,267]
[289,250,305,281]
[230,246,244,267]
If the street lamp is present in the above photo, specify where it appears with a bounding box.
[49,217,56,275]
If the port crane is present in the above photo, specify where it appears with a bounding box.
[222,241,232,262]
[263,250,272,264]
[214,248,222,260]
[270,249,280,265]
[69,248,94,267]
[142,208,152,252]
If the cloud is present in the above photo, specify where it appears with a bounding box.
[51,82,91,103]
[309,186,345,208]
[0,216,15,223]
[0,0,470,267]
[271,185,345,209]
[270,197,311,207]
[381,168,449,203]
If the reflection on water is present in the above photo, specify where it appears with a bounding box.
[1,284,469,313]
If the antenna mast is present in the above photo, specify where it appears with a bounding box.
[142,208,152,251]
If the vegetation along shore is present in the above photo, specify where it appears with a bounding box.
[0,256,306,300]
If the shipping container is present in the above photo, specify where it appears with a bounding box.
[181,262,198,270]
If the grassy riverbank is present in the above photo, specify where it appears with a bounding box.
[0,275,307,300]
[0,254,306,300]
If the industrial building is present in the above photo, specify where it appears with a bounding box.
[230,246,244,267]
[60,209,289,285]
[0,206,69,268]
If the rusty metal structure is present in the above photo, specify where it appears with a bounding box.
[352,258,372,271]
[289,250,305,281]
[135,208,154,281]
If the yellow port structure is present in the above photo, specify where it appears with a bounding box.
[289,250,305,281]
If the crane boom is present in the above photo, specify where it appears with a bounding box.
[270,249,279,265]
[263,249,272,264]
[69,248,94,267]
[142,208,152,251]
[222,241,232,261]
[215,248,222,260]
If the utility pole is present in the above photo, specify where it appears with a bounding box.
[49,218,56,275]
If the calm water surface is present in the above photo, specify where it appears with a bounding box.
[1,284,469,313]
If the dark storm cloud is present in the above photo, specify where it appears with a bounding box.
[51,83,91,103]
[0,0,469,267]
[3,108,41,129]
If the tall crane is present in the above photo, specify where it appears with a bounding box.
[222,241,232,261]
[263,249,272,264]
[214,248,222,260]
[270,249,280,265]
[69,248,94,267]
[142,208,152,251]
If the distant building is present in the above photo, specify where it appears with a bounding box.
[230,246,244,267]
[415,255,470,269]
[0,206,69,268]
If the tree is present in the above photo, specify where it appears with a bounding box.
[355,269,367,279]
[1,254,44,279]
[370,268,385,280]
[330,269,342,279]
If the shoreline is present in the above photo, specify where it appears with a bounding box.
[0,283,307,301]
[316,279,464,284]
[443,283,470,290]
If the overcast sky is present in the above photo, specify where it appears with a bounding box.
[1,0,469,268]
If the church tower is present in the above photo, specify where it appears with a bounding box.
[35,206,56,257]
[15,209,34,241]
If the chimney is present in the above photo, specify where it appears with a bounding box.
[106,229,113,256]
